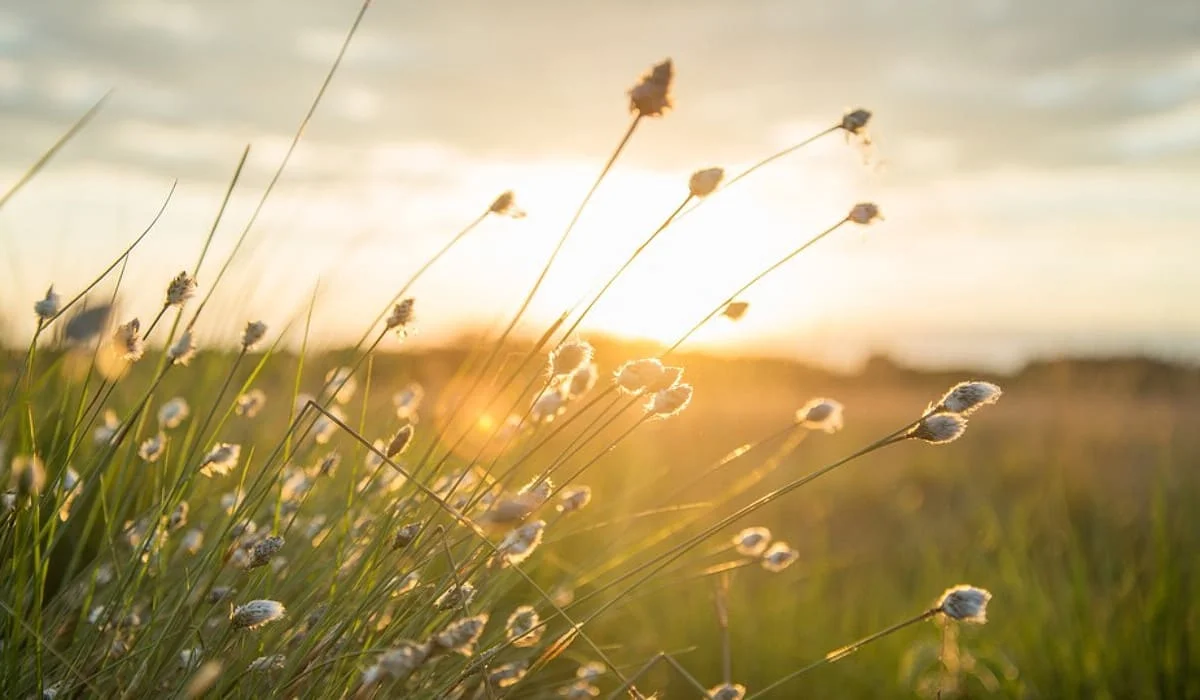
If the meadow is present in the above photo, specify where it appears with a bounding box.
[1,17,1198,698]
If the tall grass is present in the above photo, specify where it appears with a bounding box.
[3,7,1196,699]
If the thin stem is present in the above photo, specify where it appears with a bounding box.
[746,608,940,699]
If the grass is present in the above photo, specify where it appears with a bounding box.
[1,16,1197,697]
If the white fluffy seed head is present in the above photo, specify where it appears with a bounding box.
[138,432,166,462]
[235,389,266,418]
[936,381,1002,416]
[688,167,725,198]
[393,383,424,420]
[550,340,594,377]
[11,454,46,499]
[434,582,477,611]
[247,654,285,673]
[114,319,144,362]
[497,520,546,566]
[247,535,284,569]
[568,363,599,399]
[615,358,665,394]
[241,320,268,351]
[910,413,968,445]
[531,385,569,424]
[432,614,489,656]
[158,398,190,429]
[796,398,844,433]
[647,383,693,418]
[386,298,415,330]
[628,58,674,117]
[199,443,241,477]
[168,330,196,366]
[505,605,544,648]
[841,108,872,135]
[230,599,285,629]
[377,641,429,678]
[709,683,747,700]
[165,271,197,306]
[558,485,592,513]
[489,190,526,218]
[34,285,61,321]
[848,202,882,225]
[761,541,799,572]
[732,526,771,557]
[937,585,992,623]
[386,424,414,458]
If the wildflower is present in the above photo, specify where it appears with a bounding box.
[168,501,188,530]
[478,491,542,529]
[247,655,285,673]
[487,661,528,688]
[558,485,592,513]
[230,599,285,629]
[505,605,544,648]
[937,585,992,624]
[240,320,267,351]
[732,526,771,557]
[247,535,284,569]
[490,190,526,218]
[179,647,202,669]
[312,406,344,444]
[386,424,414,458]
[434,582,477,611]
[168,330,196,366]
[166,271,197,306]
[560,682,601,699]
[848,202,882,225]
[723,301,749,321]
[550,339,594,377]
[796,398,844,433]
[615,358,665,394]
[181,528,204,555]
[138,432,166,462]
[934,381,1002,416]
[762,541,799,572]
[206,586,234,604]
[158,397,190,429]
[496,520,546,566]
[324,367,358,404]
[577,662,606,682]
[841,108,871,136]
[431,614,488,656]
[377,641,429,678]
[709,684,746,700]
[94,409,120,445]
[909,413,968,445]
[58,467,81,521]
[315,451,340,477]
[34,285,61,321]
[531,384,569,424]
[393,383,424,420]
[392,521,422,550]
[389,571,420,597]
[519,478,553,505]
[235,389,266,418]
[199,443,241,477]
[386,298,415,331]
[220,490,243,514]
[11,454,46,499]
[629,58,674,117]
[647,383,693,418]
[688,167,725,198]
[114,318,144,362]
[568,363,598,399]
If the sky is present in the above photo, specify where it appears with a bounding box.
[1,0,1198,371]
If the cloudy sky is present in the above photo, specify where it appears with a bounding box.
[1,0,1198,370]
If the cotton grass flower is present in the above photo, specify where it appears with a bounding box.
[496,520,546,566]
[247,655,286,673]
[558,485,592,513]
[312,407,344,444]
[247,535,284,569]
[487,661,528,688]
[58,467,81,521]
[909,413,968,445]
[629,58,674,117]
[391,521,422,550]
[615,358,666,394]
[505,605,544,648]
[230,599,285,629]
[434,582,477,611]
[158,397,190,429]
[688,167,725,197]
[722,301,749,321]
[165,271,197,306]
[560,682,601,699]
[386,424,414,458]
[375,641,429,679]
[11,454,46,499]
[796,398,844,433]
[841,108,872,135]
[114,318,144,362]
[489,190,526,218]
[761,541,799,572]
[199,443,241,477]
[848,202,882,225]
[647,383,693,418]
[235,389,266,418]
[550,339,593,377]
[531,385,569,424]
[168,501,188,531]
[934,381,1002,416]
[732,526,771,557]
[241,320,268,351]
[708,683,747,700]
[34,285,60,321]
[94,409,120,445]
[324,367,358,404]
[386,298,415,331]
[937,585,992,624]
[431,614,488,656]
[168,330,196,366]
[568,363,598,399]
[393,383,424,420]
[138,432,166,463]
